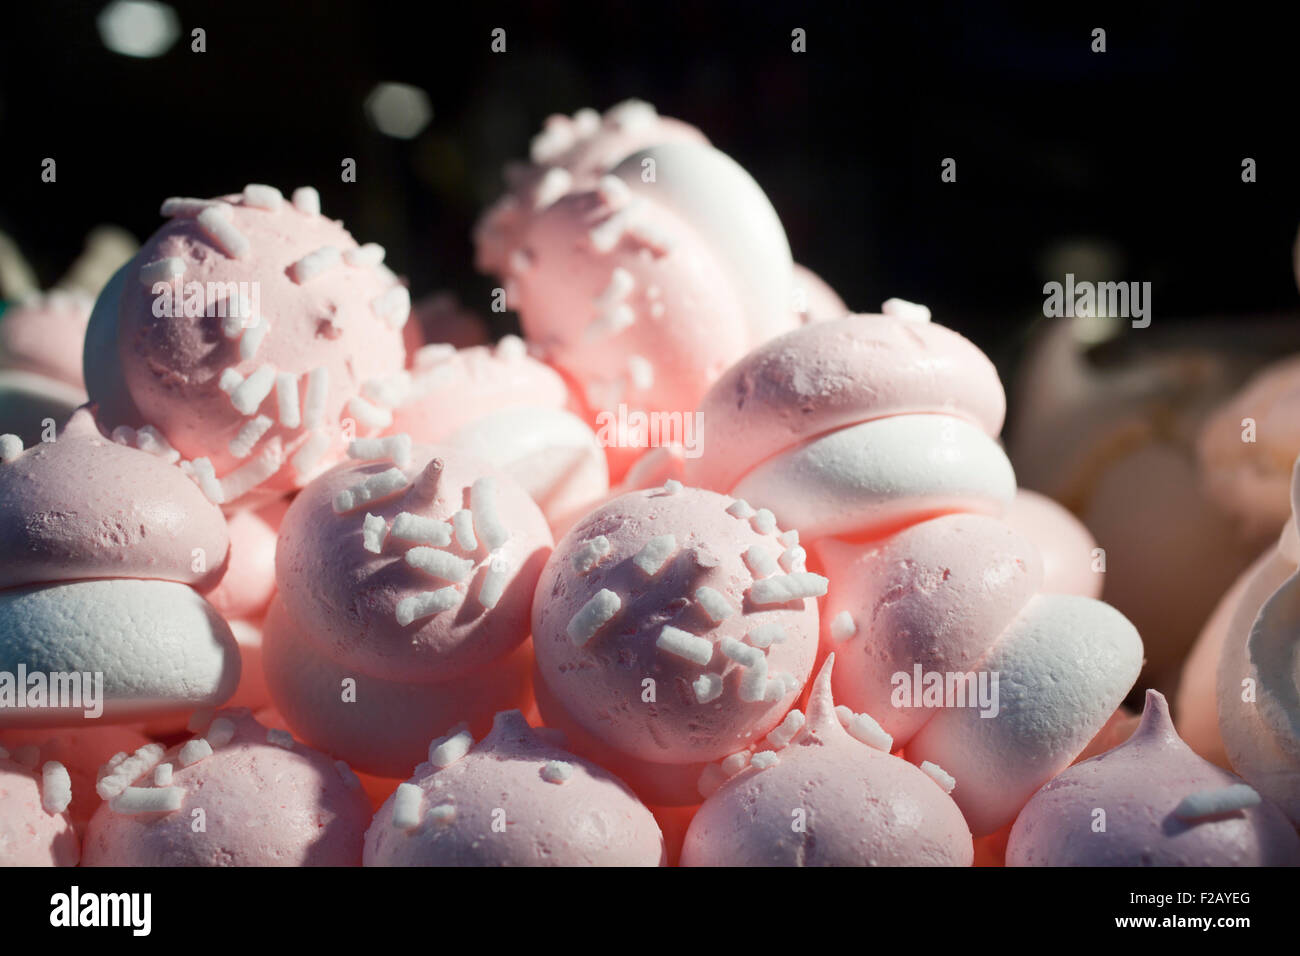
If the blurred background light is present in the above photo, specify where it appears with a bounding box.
[97,0,180,59]
[364,82,433,139]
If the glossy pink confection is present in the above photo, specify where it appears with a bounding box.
[82,709,371,866]
[204,496,287,621]
[681,655,973,866]
[364,709,665,866]
[0,751,79,865]
[1002,488,1103,598]
[1007,691,1300,866]
[473,100,709,276]
[0,725,150,830]
[86,187,408,505]
[685,309,1014,541]
[0,406,229,591]
[814,513,1144,835]
[0,290,94,388]
[532,485,822,805]
[791,263,848,323]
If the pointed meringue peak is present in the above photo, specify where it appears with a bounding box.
[63,404,100,436]
[1127,689,1182,751]
[801,653,841,737]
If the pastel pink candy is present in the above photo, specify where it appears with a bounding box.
[681,655,972,867]
[0,406,229,591]
[508,188,751,436]
[473,99,708,275]
[1007,691,1300,865]
[0,753,79,865]
[364,709,665,866]
[276,445,552,683]
[82,709,371,866]
[0,290,94,388]
[532,487,820,792]
[87,189,408,502]
[686,312,1013,540]
[0,724,150,829]
[262,596,533,778]
[1002,488,1103,598]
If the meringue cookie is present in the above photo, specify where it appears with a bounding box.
[82,709,371,866]
[681,655,972,867]
[1002,488,1103,598]
[364,709,664,866]
[86,187,408,504]
[1008,691,1300,866]
[0,289,93,388]
[0,751,80,865]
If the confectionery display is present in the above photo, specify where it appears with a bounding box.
[1,96,1297,870]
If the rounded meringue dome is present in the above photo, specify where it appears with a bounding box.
[82,709,372,866]
[364,709,665,866]
[1007,691,1300,866]
[681,655,973,867]
[531,485,821,794]
[87,188,408,504]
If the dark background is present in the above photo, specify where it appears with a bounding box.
[2,0,1298,376]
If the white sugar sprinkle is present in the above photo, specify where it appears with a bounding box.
[920,761,956,794]
[830,611,857,642]
[406,546,475,582]
[190,457,225,504]
[479,557,510,609]
[1174,785,1261,820]
[291,186,321,216]
[595,267,635,307]
[371,285,412,330]
[111,787,184,815]
[197,205,249,258]
[275,373,301,428]
[344,243,386,267]
[219,367,244,393]
[540,760,574,784]
[349,434,412,468]
[749,751,779,770]
[218,438,284,500]
[836,706,894,752]
[391,512,453,547]
[471,477,510,551]
[160,196,224,217]
[396,588,461,625]
[178,738,213,767]
[571,536,612,574]
[0,434,24,463]
[229,414,273,459]
[41,762,72,814]
[206,718,236,748]
[765,710,805,749]
[778,529,800,547]
[744,545,779,579]
[111,425,136,446]
[347,395,393,430]
[657,626,714,666]
[333,467,408,513]
[662,479,683,495]
[779,545,807,573]
[239,317,270,361]
[136,425,180,462]
[751,509,777,534]
[230,363,276,415]
[749,572,829,605]
[153,763,173,787]
[881,298,932,323]
[428,804,456,824]
[289,245,341,284]
[302,366,329,429]
[428,726,474,768]
[242,183,283,210]
[567,589,621,646]
[693,673,724,704]
[533,167,573,209]
[720,637,764,668]
[633,534,677,576]
[627,355,655,391]
[726,499,756,519]
[748,622,786,648]
[694,586,733,623]
[362,513,389,554]
[391,782,423,830]
[452,509,477,551]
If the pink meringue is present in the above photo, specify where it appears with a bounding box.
[1007,691,1300,866]
[532,485,822,805]
[681,655,973,866]
[0,749,79,865]
[364,709,665,866]
[0,289,93,388]
[1002,488,1103,598]
[791,263,848,324]
[82,709,371,866]
[85,186,409,505]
